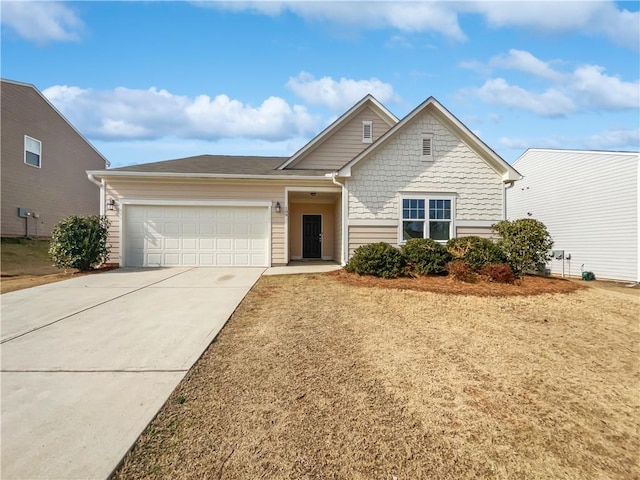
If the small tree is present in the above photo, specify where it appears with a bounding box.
[492,218,553,277]
[49,215,110,271]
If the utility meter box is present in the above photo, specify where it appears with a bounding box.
[17,207,30,218]
[552,250,564,260]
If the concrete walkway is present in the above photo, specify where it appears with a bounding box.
[264,261,342,276]
[0,267,264,480]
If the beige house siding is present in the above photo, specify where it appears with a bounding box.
[1,81,107,237]
[288,203,335,260]
[456,226,495,239]
[347,110,504,223]
[348,225,397,257]
[104,178,330,265]
[290,107,393,170]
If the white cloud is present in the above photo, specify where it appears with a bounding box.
[499,137,531,150]
[467,1,639,50]
[207,1,466,41]
[584,128,640,150]
[1,1,83,44]
[461,50,639,116]
[472,78,575,117]
[489,49,564,81]
[571,65,640,110]
[500,128,640,153]
[43,85,321,142]
[286,72,397,111]
[204,1,638,50]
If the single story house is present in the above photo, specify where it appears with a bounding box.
[507,148,639,283]
[87,95,521,267]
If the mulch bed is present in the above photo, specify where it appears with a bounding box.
[327,269,585,296]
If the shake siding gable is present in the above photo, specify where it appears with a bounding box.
[290,107,393,170]
[347,110,504,222]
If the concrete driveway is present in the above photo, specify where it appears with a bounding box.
[1,267,264,480]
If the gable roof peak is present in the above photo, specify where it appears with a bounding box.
[277,94,398,170]
[338,95,521,183]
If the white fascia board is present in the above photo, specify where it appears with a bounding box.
[119,199,273,207]
[86,170,332,181]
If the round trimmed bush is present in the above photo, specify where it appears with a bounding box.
[345,242,406,278]
[446,236,506,271]
[49,215,110,271]
[401,238,451,275]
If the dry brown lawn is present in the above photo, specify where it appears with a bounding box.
[114,272,640,480]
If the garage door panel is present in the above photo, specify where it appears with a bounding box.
[182,238,197,249]
[125,205,269,267]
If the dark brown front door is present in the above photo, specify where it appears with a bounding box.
[302,215,322,259]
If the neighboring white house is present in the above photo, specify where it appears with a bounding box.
[507,148,639,282]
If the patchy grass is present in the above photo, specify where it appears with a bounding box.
[1,238,59,275]
[114,273,639,480]
[1,238,116,294]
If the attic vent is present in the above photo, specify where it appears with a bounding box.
[422,134,433,160]
[362,121,373,143]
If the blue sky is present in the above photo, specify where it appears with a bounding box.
[2,1,639,168]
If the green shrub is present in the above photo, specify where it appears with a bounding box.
[478,263,516,284]
[49,215,110,271]
[445,260,476,282]
[492,219,553,277]
[401,238,451,275]
[345,242,406,278]
[446,236,506,271]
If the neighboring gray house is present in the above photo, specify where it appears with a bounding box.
[507,148,639,282]
[0,79,109,237]
[87,95,521,268]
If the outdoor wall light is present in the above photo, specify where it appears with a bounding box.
[275,201,281,213]
[107,198,116,211]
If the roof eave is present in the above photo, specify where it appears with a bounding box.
[277,94,399,170]
[86,170,333,181]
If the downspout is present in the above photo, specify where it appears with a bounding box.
[331,173,348,266]
[87,173,105,215]
[503,181,515,220]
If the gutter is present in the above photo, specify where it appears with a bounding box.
[86,170,332,181]
[503,181,516,220]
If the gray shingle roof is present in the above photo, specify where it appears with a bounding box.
[110,155,330,176]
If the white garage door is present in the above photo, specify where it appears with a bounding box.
[124,205,269,267]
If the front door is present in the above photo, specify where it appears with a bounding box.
[302,215,322,259]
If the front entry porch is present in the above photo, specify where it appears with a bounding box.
[286,188,342,264]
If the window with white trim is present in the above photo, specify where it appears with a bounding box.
[401,197,453,242]
[422,133,433,161]
[24,136,41,168]
[362,121,373,143]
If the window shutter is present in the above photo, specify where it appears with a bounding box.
[362,121,373,143]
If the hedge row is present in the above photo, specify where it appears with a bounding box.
[345,219,553,281]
